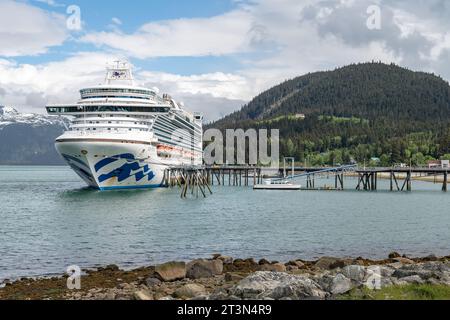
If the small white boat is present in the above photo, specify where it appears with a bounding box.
[253,179,301,190]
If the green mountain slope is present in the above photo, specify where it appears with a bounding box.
[209,62,450,166]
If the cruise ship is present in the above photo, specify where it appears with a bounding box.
[46,61,203,190]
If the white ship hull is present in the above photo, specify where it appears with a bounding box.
[56,140,167,190]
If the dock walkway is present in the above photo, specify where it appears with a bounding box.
[163,165,449,198]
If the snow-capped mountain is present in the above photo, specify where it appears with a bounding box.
[0,106,68,165]
[0,106,68,129]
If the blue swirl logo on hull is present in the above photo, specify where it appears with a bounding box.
[95,153,155,183]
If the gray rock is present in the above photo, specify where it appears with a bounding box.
[174,284,207,299]
[293,260,305,268]
[155,261,186,282]
[392,269,427,279]
[117,283,133,290]
[314,257,352,270]
[208,290,229,300]
[391,262,446,280]
[287,265,299,272]
[342,265,366,282]
[230,271,327,300]
[225,273,246,282]
[105,292,117,300]
[423,254,439,262]
[217,255,233,264]
[379,265,396,277]
[386,262,405,269]
[393,257,415,265]
[187,259,223,279]
[425,278,444,285]
[422,261,450,273]
[145,277,162,287]
[398,275,426,284]
[159,296,175,300]
[314,257,341,270]
[319,273,353,295]
[103,264,120,272]
[134,289,153,300]
[388,252,401,259]
[260,263,287,272]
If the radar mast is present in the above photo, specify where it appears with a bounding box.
[105,60,134,85]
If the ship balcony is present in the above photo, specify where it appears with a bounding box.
[56,129,155,141]
[71,116,155,125]
[69,123,150,131]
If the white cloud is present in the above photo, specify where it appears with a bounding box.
[0,52,115,111]
[231,0,450,93]
[0,0,68,57]
[0,53,248,120]
[81,10,254,58]
[139,71,251,100]
[33,0,65,7]
[2,0,450,120]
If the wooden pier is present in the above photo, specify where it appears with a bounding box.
[163,166,265,198]
[356,168,449,192]
[163,165,449,198]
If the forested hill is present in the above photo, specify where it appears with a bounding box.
[209,62,450,166]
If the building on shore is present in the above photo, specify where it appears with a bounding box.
[427,160,450,168]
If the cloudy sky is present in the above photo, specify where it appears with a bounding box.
[0,0,450,120]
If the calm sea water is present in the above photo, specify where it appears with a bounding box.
[0,166,449,281]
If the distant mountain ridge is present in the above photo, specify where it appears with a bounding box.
[210,62,450,165]
[213,62,450,125]
[0,106,67,165]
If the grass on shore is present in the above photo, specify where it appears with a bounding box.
[340,284,450,300]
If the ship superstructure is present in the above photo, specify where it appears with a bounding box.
[46,61,203,190]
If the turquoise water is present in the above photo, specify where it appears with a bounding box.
[0,166,449,281]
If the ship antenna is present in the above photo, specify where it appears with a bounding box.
[105,60,134,86]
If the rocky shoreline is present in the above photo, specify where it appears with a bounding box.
[0,253,449,300]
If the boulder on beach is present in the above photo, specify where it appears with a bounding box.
[342,265,366,283]
[258,259,270,265]
[318,273,353,295]
[217,255,233,264]
[260,263,287,272]
[187,259,223,279]
[314,257,352,270]
[286,260,305,268]
[393,257,415,265]
[174,284,207,299]
[230,271,327,300]
[134,289,153,300]
[225,272,247,282]
[98,264,120,272]
[155,261,186,282]
[145,277,162,287]
[389,252,401,259]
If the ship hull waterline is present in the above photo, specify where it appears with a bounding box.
[56,140,167,190]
